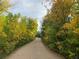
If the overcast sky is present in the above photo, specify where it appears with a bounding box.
[9,0,47,31]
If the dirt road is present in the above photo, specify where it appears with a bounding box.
[6,38,64,59]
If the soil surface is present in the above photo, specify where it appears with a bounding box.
[6,38,64,59]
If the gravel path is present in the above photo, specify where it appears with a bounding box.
[6,38,64,59]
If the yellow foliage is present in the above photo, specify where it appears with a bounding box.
[70,17,78,27]
[63,23,74,29]
[0,18,4,32]
[64,0,74,6]
[0,32,7,37]
[63,17,78,30]
[0,0,10,13]
[73,28,79,34]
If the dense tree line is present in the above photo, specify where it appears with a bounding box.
[42,0,79,59]
[0,0,38,59]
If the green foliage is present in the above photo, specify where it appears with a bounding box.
[41,20,57,44]
[0,13,38,59]
[0,0,38,59]
[42,0,79,59]
[36,31,41,37]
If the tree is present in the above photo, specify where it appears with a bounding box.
[0,0,10,14]
[42,0,79,59]
[44,0,74,31]
[27,18,38,39]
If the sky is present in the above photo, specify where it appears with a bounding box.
[9,0,47,31]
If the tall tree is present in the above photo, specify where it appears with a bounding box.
[0,0,10,14]
[44,0,74,31]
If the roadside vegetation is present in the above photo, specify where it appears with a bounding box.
[41,0,79,59]
[0,0,38,59]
